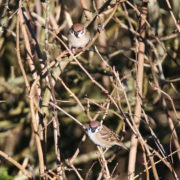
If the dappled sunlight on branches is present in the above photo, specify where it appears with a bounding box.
[0,0,180,179]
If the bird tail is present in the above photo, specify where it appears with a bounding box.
[118,142,129,151]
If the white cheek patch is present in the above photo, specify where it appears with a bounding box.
[87,125,103,147]
[95,125,102,133]
[77,30,85,38]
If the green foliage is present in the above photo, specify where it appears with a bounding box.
[0,167,13,180]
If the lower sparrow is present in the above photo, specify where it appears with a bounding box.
[87,121,128,150]
[68,24,90,50]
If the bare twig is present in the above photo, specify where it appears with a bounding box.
[29,77,45,176]
[0,150,32,179]
[97,146,111,179]
[165,0,180,32]
[127,1,156,179]
[49,102,85,129]
[16,14,30,92]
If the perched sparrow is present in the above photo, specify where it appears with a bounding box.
[68,24,90,49]
[87,121,128,150]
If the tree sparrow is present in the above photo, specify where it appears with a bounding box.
[87,121,128,150]
[68,24,90,50]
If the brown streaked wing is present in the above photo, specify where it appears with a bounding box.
[101,125,119,142]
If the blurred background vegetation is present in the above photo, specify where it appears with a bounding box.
[0,0,180,179]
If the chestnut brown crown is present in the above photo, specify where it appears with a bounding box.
[71,24,85,32]
[89,121,101,128]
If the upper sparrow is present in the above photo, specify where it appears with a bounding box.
[68,24,90,49]
[87,121,128,150]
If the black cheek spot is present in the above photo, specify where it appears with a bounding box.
[91,127,96,133]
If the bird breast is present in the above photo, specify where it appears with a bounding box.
[68,32,90,48]
[88,130,113,148]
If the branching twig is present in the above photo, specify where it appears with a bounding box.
[0,150,32,179]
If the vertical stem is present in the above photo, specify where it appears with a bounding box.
[16,14,30,92]
[29,84,45,177]
[128,1,148,179]
[97,146,111,179]
[18,1,45,177]
[44,1,63,177]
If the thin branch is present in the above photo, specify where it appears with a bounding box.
[0,150,32,179]
[165,0,180,32]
